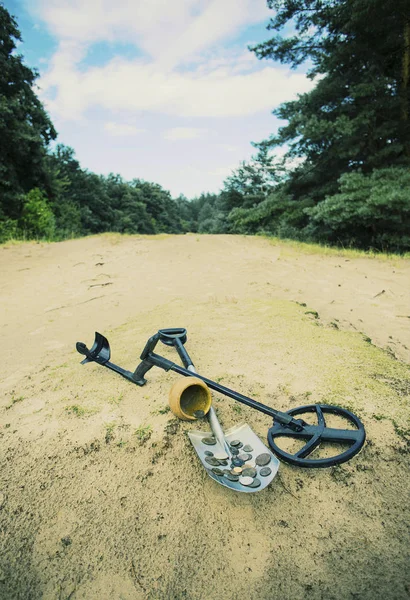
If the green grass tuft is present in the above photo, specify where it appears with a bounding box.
[5,395,25,410]
[65,404,97,417]
[135,424,153,443]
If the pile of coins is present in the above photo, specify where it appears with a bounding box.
[201,437,272,489]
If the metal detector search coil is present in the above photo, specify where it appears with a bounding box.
[76,328,366,468]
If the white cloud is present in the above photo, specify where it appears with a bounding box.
[30,0,271,64]
[164,127,208,140]
[24,0,315,197]
[29,0,301,121]
[104,122,145,136]
[39,51,312,120]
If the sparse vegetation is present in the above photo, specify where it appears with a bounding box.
[5,395,25,410]
[305,310,319,319]
[108,392,124,406]
[151,405,171,416]
[135,424,153,444]
[105,422,116,443]
[65,404,97,417]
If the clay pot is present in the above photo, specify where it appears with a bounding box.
[169,377,212,421]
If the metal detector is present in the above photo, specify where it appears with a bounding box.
[76,328,366,469]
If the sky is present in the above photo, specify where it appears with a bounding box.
[5,0,313,198]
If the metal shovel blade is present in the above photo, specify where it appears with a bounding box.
[188,422,279,493]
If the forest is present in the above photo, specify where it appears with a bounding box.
[1,1,409,252]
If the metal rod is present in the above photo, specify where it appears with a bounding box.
[148,352,295,425]
[188,362,231,456]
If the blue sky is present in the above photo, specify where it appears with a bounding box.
[5,0,313,198]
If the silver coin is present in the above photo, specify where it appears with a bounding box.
[225,473,239,482]
[249,478,261,488]
[243,445,253,452]
[194,410,205,419]
[230,440,243,448]
[259,467,272,477]
[238,453,252,462]
[255,453,271,466]
[239,476,254,486]
[223,469,231,474]
[230,448,239,456]
[202,437,216,446]
[231,458,244,467]
[204,450,214,457]
[218,460,228,466]
[214,452,229,461]
[242,467,257,478]
[205,457,220,466]
[211,467,224,476]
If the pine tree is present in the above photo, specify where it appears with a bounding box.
[251,0,410,202]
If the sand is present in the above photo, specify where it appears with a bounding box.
[0,233,409,600]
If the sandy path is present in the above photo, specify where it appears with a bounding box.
[0,234,409,600]
[1,234,409,382]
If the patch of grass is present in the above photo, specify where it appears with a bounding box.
[108,392,124,406]
[151,405,170,416]
[5,395,25,410]
[135,424,153,443]
[392,420,410,442]
[105,422,116,443]
[330,400,365,419]
[305,310,319,319]
[50,362,69,372]
[65,404,97,418]
[372,414,409,444]
[0,238,31,248]
[373,414,388,421]
[231,404,242,415]
[371,375,410,397]
[264,235,410,261]
[331,465,354,485]
[277,383,291,396]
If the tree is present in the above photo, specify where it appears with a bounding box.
[251,0,410,202]
[19,188,55,239]
[305,168,410,251]
[0,5,57,220]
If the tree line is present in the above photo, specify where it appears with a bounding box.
[1,1,409,252]
[0,5,194,242]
